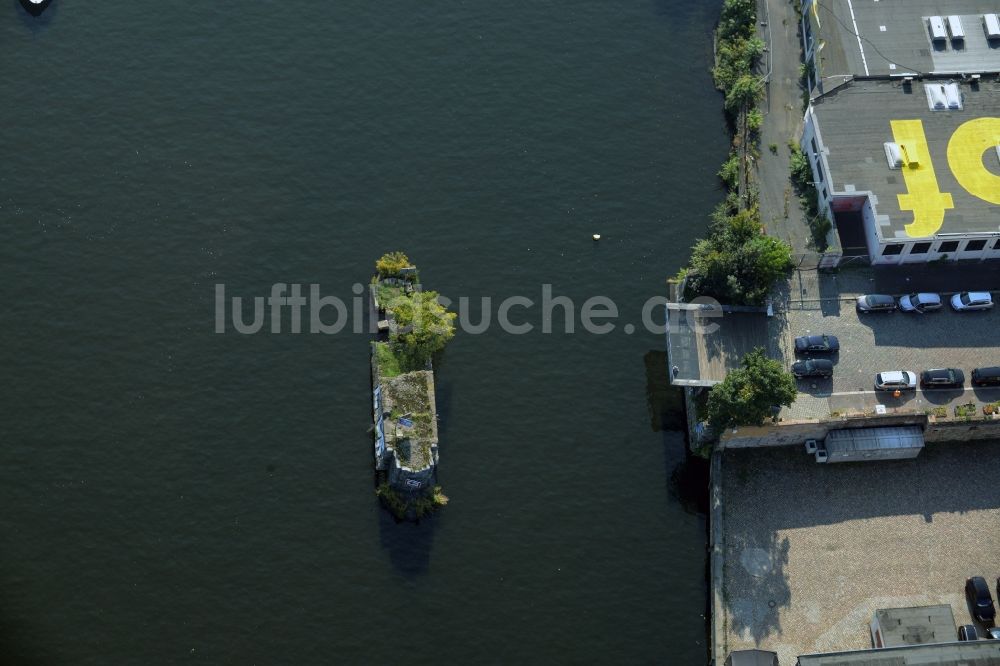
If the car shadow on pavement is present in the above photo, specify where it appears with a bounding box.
[972,387,1000,403]
[856,309,1000,349]
[920,388,965,405]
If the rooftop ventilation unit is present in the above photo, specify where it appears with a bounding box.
[944,82,962,109]
[884,142,903,169]
[929,16,947,41]
[947,15,965,40]
[926,83,947,110]
[985,13,1000,39]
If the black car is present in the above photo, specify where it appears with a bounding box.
[920,368,965,389]
[959,624,979,641]
[966,576,997,623]
[794,335,840,354]
[791,359,834,379]
[972,366,1000,387]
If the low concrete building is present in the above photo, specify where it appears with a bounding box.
[797,640,1000,665]
[369,269,441,497]
[869,604,955,648]
[801,78,1000,264]
[818,426,924,463]
[372,365,439,492]
[665,302,773,387]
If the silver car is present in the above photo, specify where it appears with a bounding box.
[875,370,917,391]
[951,291,993,311]
[898,293,942,313]
[856,294,897,312]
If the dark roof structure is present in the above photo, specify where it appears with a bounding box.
[727,650,780,666]
[726,650,778,666]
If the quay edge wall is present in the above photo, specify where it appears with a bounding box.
[717,414,1000,449]
[925,418,1000,443]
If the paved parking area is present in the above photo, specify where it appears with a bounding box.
[720,441,1000,665]
[770,270,1000,420]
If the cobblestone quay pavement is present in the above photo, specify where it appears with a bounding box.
[719,441,1000,665]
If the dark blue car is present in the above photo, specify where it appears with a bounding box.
[794,334,840,354]
[966,576,996,624]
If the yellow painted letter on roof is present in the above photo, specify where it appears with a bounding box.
[891,119,954,237]
[947,117,1000,206]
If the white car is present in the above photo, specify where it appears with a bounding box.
[950,291,993,311]
[898,293,942,313]
[875,371,917,391]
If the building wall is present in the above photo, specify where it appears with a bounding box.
[719,414,928,449]
[861,197,881,260]
[873,234,1000,265]
[387,455,436,492]
[717,415,1000,449]
[925,418,1000,443]
[801,108,834,219]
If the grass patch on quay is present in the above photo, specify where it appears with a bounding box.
[374,342,404,378]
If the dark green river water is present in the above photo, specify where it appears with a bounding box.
[0,2,728,663]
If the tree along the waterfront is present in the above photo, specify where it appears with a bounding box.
[687,207,793,305]
[706,347,797,431]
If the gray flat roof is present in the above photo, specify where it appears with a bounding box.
[826,426,925,454]
[808,0,1000,80]
[666,304,771,386]
[798,640,1000,665]
[811,78,1000,240]
[873,604,955,647]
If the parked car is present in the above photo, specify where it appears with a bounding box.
[959,624,980,641]
[875,371,917,391]
[972,367,1000,387]
[856,294,897,313]
[794,334,840,354]
[898,293,942,313]
[792,359,834,379]
[988,627,1000,640]
[920,368,965,389]
[966,576,997,623]
[951,291,994,311]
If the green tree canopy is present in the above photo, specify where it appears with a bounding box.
[724,74,764,114]
[376,251,412,278]
[706,347,797,431]
[687,207,793,305]
[718,0,757,42]
[388,290,456,364]
[713,36,765,92]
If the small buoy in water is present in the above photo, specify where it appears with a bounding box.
[592,234,601,241]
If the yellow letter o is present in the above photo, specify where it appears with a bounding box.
[947,117,1000,205]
